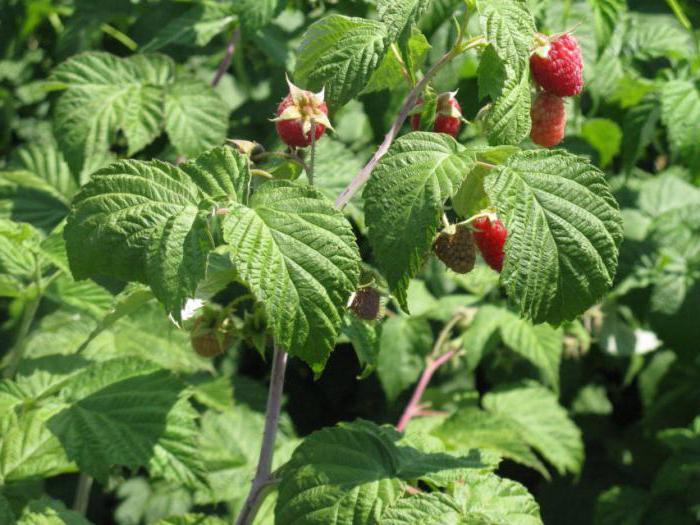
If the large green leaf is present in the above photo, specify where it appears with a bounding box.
[164,77,229,158]
[478,0,536,77]
[276,421,403,525]
[222,181,360,373]
[0,405,76,484]
[17,498,92,525]
[141,2,236,51]
[376,0,431,43]
[295,15,389,110]
[483,69,531,146]
[661,80,700,172]
[484,150,623,324]
[364,132,476,309]
[276,420,494,525]
[51,52,228,174]
[483,382,584,475]
[234,0,282,31]
[47,358,204,485]
[434,407,548,477]
[64,147,247,314]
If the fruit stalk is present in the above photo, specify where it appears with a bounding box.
[235,345,288,525]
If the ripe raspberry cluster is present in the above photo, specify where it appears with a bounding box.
[529,33,583,148]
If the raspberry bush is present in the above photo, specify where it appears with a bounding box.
[0,1,698,524]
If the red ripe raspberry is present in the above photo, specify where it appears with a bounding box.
[530,33,583,97]
[410,92,462,137]
[274,77,332,148]
[472,216,507,272]
[530,92,566,148]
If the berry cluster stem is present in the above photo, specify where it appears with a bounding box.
[235,345,288,525]
[396,312,465,432]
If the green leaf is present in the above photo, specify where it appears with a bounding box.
[626,14,693,60]
[362,29,430,94]
[478,0,536,77]
[622,93,661,169]
[64,159,211,314]
[434,407,549,477]
[9,142,77,199]
[0,494,13,524]
[377,315,433,401]
[164,77,228,158]
[342,315,380,379]
[51,52,228,174]
[47,358,204,484]
[483,70,531,146]
[222,181,360,373]
[581,118,622,168]
[364,132,476,309]
[180,145,251,205]
[17,497,92,525]
[589,0,626,48]
[141,3,237,51]
[594,486,648,525]
[377,0,431,43]
[0,405,76,483]
[484,150,623,324]
[451,471,543,524]
[0,170,71,232]
[234,0,282,31]
[276,421,403,525]
[380,493,463,524]
[0,219,39,279]
[52,52,173,175]
[483,382,584,475]
[295,15,389,110]
[661,80,700,172]
[477,45,508,102]
[638,173,700,219]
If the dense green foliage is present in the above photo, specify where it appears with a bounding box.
[0,0,699,524]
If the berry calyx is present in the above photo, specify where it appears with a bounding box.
[348,287,382,320]
[190,315,234,358]
[472,215,507,272]
[411,92,463,137]
[433,224,476,274]
[273,76,332,148]
[530,91,566,148]
[530,33,583,97]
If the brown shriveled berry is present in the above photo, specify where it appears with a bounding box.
[432,225,476,274]
[348,287,382,321]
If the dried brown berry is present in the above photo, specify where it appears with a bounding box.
[348,287,382,320]
[432,225,476,274]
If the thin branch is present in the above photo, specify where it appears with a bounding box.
[334,49,455,209]
[212,27,241,87]
[396,313,465,432]
[334,33,485,210]
[72,473,93,515]
[235,345,288,525]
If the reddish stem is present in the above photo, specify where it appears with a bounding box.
[212,27,241,87]
[396,348,458,432]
